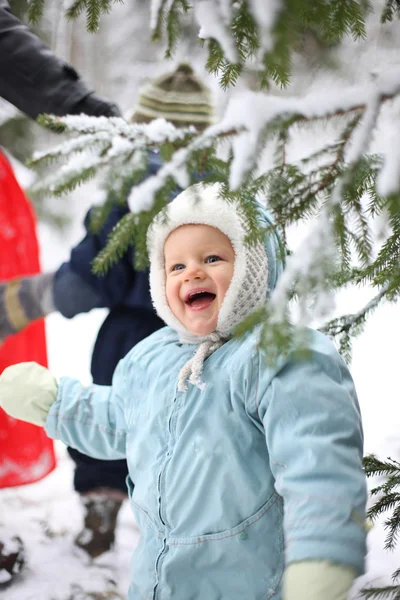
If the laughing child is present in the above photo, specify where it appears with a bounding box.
[0,183,367,600]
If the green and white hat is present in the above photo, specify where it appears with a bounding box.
[131,63,215,128]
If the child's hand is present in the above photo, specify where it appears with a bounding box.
[0,362,58,426]
[283,561,356,600]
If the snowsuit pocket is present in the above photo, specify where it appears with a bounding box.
[161,492,284,600]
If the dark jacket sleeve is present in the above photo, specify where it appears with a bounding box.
[53,153,180,319]
[53,205,135,317]
[0,0,119,119]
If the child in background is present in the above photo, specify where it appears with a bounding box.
[0,63,215,558]
[0,183,367,600]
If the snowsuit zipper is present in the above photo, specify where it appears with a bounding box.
[153,396,178,600]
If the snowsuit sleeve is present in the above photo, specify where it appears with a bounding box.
[0,0,118,119]
[44,356,130,460]
[257,335,367,574]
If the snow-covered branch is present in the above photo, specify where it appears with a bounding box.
[126,67,400,213]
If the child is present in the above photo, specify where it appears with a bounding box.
[0,183,367,600]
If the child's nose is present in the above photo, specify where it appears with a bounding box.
[184,265,206,282]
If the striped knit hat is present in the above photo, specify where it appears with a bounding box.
[131,63,215,129]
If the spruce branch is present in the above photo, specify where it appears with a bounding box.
[33,67,400,214]
[65,0,87,21]
[364,456,400,478]
[91,212,137,275]
[27,0,45,24]
[361,585,400,600]
[382,0,400,23]
[26,0,396,89]
[371,477,400,499]
[28,0,123,32]
[393,568,400,583]
[368,493,400,522]
[383,504,400,551]
[361,456,400,597]
[321,283,390,360]
[31,68,400,359]
[151,0,191,58]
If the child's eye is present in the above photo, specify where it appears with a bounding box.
[171,263,185,272]
[206,255,222,264]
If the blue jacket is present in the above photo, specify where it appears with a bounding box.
[45,209,367,600]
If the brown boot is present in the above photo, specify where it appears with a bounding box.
[0,535,25,587]
[75,491,125,559]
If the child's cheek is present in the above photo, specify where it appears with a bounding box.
[165,279,176,312]
[165,279,171,307]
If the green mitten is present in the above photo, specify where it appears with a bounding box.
[283,561,356,600]
[0,273,55,343]
[0,362,58,426]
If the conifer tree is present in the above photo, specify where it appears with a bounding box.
[25,0,400,358]
[24,1,400,596]
[362,456,400,599]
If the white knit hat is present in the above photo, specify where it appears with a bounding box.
[147,183,269,392]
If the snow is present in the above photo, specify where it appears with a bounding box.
[0,98,20,128]
[128,147,191,213]
[2,1,400,597]
[269,212,336,324]
[194,1,238,64]
[43,66,400,222]
[376,100,400,196]
[149,0,164,31]
[247,0,281,53]
[31,116,195,209]
[344,91,380,167]
[1,444,137,599]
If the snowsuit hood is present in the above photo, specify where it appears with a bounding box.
[147,182,285,390]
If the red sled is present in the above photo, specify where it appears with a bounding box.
[0,151,56,488]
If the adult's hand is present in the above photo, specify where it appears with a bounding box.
[0,0,121,120]
[69,92,121,118]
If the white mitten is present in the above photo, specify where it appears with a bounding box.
[283,561,356,600]
[0,362,58,426]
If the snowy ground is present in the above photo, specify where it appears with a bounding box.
[2,442,136,599]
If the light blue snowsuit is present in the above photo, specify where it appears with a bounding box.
[45,207,367,600]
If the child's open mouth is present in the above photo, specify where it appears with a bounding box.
[185,290,216,311]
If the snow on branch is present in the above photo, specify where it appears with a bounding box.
[194,1,238,64]
[30,65,400,357]
[151,0,282,61]
[126,66,400,214]
[29,116,196,197]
